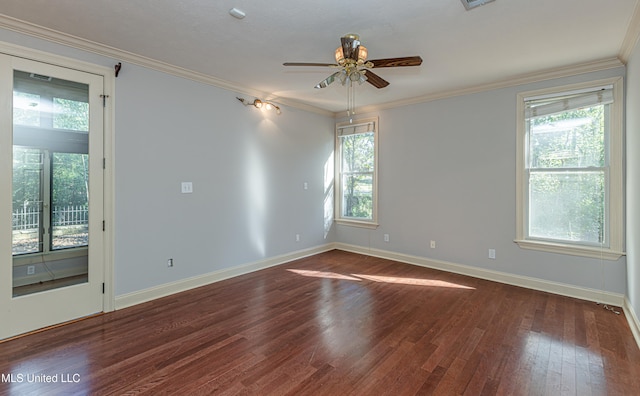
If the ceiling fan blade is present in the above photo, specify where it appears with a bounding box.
[314,72,340,89]
[283,62,338,67]
[369,56,423,68]
[364,70,390,89]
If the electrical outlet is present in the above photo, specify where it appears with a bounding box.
[384,234,390,242]
[295,234,300,242]
[27,265,35,275]
[488,249,496,259]
[430,240,436,249]
[181,182,193,194]
[167,258,174,267]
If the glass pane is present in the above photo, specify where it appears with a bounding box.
[342,173,373,219]
[12,147,43,255]
[13,91,41,127]
[529,171,605,245]
[340,132,374,172]
[51,153,89,250]
[528,105,605,169]
[12,70,90,297]
[53,98,89,131]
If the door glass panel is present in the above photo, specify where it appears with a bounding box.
[12,70,90,297]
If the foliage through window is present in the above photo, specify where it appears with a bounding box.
[335,118,378,227]
[528,105,606,244]
[53,98,89,131]
[516,78,623,259]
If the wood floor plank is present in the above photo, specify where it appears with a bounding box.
[560,337,578,395]
[1,250,639,395]
[575,345,594,396]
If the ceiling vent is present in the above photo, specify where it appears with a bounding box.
[461,0,495,10]
[29,73,52,81]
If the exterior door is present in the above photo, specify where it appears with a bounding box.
[0,54,105,339]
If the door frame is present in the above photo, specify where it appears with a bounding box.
[0,40,114,340]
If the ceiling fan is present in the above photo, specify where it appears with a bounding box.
[283,33,423,90]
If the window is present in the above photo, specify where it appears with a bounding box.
[335,118,378,228]
[516,78,623,259]
[12,70,90,257]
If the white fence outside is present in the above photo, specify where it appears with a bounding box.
[12,205,88,231]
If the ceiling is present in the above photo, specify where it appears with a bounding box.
[0,0,638,114]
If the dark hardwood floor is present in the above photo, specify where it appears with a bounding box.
[1,250,639,395]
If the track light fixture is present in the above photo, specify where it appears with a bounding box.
[236,97,281,114]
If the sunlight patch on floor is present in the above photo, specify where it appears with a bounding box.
[353,274,475,289]
[288,269,475,289]
[287,269,361,281]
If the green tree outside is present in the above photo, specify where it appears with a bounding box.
[340,132,374,219]
[528,105,606,244]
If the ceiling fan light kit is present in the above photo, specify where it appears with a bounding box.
[284,33,422,120]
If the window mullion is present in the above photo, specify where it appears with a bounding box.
[42,150,51,253]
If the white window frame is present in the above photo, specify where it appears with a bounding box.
[515,77,624,260]
[335,117,379,229]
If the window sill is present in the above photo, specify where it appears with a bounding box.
[13,247,88,266]
[514,239,624,260]
[335,219,379,229]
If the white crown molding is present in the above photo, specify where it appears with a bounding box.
[265,97,334,117]
[0,14,333,117]
[354,57,625,115]
[619,0,640,62]
[0,14,625,120]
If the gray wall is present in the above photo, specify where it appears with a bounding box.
[0,28,336,298]
[114,65,334,295]
[0,26,631,301]
[627,38,640,321]
[337,66,628,295]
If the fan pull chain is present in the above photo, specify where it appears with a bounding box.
[347,81,356,123]
[347,81,351,122]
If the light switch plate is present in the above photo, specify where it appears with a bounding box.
[181,182,193,194]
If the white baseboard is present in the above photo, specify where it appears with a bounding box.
[113,242,638,350]
[334,243,625,306]
[116,242,626,310]
[623,297,640,349]
[338,243,638,350]
[115,244,335,310]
